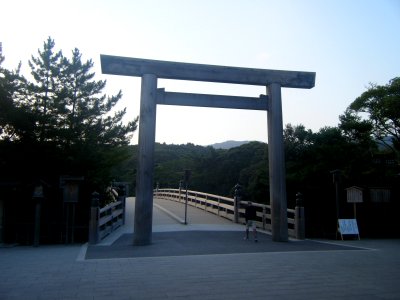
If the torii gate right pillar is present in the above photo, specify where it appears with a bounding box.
[267,83,288,242]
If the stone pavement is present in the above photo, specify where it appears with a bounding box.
[1,197,399,299]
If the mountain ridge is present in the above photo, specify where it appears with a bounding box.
[209,140,251,149]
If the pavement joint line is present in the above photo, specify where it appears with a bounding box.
[307,239,378,251]
[154,202,185,224]
[80,246,371,263]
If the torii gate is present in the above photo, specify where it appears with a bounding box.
[101,55,315,245]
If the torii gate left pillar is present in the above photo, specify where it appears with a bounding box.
[134,74,157,245]
[100,55,315,245]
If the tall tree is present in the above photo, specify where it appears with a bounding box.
[348,77,400,158]
[28,37,63,142]
[57,47,137,147]
[1,37,138,187]
[25,37,138,149]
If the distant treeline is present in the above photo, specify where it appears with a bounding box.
[113,122,398,205]
[111,141,268,201]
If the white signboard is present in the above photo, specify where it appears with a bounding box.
[338,219,360,238]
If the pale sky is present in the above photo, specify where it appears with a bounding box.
[1,0,399,145]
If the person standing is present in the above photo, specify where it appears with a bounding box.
[244,201,258,242]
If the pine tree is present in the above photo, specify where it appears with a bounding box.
[1,37,138,186]
[28,37,63,142]
[57,47,137,147]
[27,38,137,147]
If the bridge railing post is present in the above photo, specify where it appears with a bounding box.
[234,196,240,223]
[262,206,266,230]
[116,184,126,225]
[295,192,305,240]
[89,192,100,244]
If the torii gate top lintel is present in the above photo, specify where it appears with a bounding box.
[101,54,315,89]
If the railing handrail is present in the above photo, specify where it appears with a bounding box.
[99,200,122,214]
[157,188,234,202]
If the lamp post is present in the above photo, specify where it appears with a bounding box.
[184,170,191,225]
[330,169,341,222]
[179,180,183,203]
[330,169,342,239]
[234,183,242,223]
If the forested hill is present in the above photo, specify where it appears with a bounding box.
[110,121,400,237]
[111,141,269,203]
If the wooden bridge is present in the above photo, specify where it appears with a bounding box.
[89,188,305,244]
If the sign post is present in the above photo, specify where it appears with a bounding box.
[346,186,363,219]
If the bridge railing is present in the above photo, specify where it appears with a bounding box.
[89,192,126,244]
[154,188,304,239]
[154,188,236,220]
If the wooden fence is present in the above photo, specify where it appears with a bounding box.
[153,188,305,239]
[89,193,125,244]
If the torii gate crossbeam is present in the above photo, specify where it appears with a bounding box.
[101,54,315,245]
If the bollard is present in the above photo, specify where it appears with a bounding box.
[295,192,305,240]
[32,184,44,247]
[33,198,41,247]
[89,192,100,244]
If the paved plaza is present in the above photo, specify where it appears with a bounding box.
[1,197,399,299]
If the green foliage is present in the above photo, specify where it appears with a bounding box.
[0,54,35,141]
[28,37,63,141]
[113,142,269,201]
[0,37,137,191]
[347,77,400,158]
[339,109,373,145]
[26,37,137,147]
[114,119,396,209]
